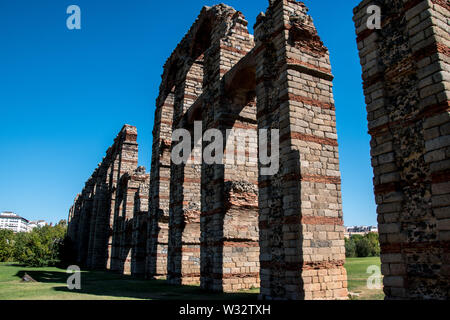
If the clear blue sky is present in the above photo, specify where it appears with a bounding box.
[0,0,375,226]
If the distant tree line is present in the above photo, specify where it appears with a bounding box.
[0,220,71,267]
[345,232,380,258]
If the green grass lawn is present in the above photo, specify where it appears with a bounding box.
[345,257,384,300]
[0,258,384,300]
[0,262,257,300]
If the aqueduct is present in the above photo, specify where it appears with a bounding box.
[68,0,450,300]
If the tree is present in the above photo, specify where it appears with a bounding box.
[14,221,67,267]
[355,237,372,257]
[0,229,15,262]
[366,232,380,257]
[345,237,356,258]
[351,234,364,243]
[345,233,380,258]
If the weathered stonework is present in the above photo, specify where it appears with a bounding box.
[354,0,450,299]
[110,167,150,275]
[147,0,347,299]
[131,172,150,276]
[253,0,347,300]
[68,125,149,276]
[70,0,348,300]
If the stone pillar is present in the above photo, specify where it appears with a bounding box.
[86,176,100,269]
[67,195,81,249]
[68,125,145,273]
[106,155,120,269]
[89,163,112,270]
[147,91,174,279]
[110,126,139,272]
[113,168,149,275]
[254,0,347,300]
[167,56,204,285]
[117,175,138,275]
[200,7,259,292]
[131,175,150,277]
[76,180,95,267]
[67,195,82,264]
[354,0,450,299]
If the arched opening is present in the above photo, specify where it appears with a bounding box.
[121,221,133,275]
[167,19,212,286]
[200,62,260,292]
[131,218,148,277]
[147,89,174,279]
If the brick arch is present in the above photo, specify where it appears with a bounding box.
[147,0,347,299]
[68,125,141,272]
[69,0,349,300]
[224,56,257,105]
[157,4,237,104]
[67,0,450,300]
[149,4,248,282]
[201,59,260,292]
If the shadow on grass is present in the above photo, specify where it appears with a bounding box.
[14,269,258,300]
[8,263,29,267]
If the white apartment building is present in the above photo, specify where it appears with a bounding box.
[344,225,378,238]
[0,212,30,233]
[28,220,47,230]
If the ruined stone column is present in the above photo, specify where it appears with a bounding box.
[111,168,148,275]
[86,166,107,269]
[110,126,139,272]
[200,7,260,292]
[254,0,347,300]
[67,195,81,249]
[131,176,150,277]
[89,162,112,270]
[115,174,137,274]
[76,179,95,267]
[106,153,120,269]
[354,0,450,299]
[167,56,204,285]
[147,91,174,279]
[68,125,146,274]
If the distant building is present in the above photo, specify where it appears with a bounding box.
[28,220,48,230]
[344,225,378,238]
[0,212,48,233]
[0,212,30,233]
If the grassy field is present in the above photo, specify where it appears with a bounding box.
[0,257,384,300]
[0,262,258,300]
[345,257,384,300]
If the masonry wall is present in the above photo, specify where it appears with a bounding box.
[131,181,150,276]
[167,52,204,286]
[249,0,347,300]
[68,125,149,274]
[69,0,348,300]
[147,67,173,280]
[146,0,347,299]
[199,6,260,293]
[354,0,450,299]
[111,168,150,275]
[67,0,450,301]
